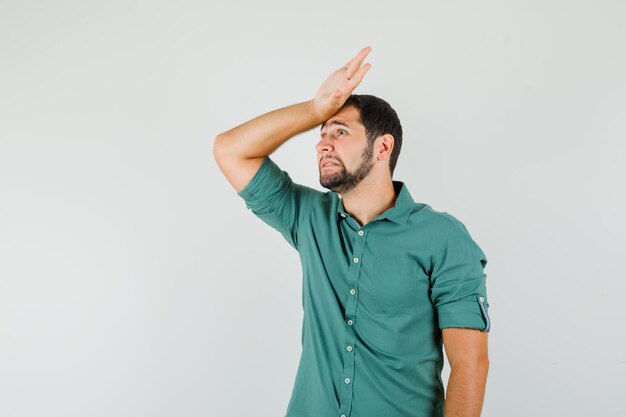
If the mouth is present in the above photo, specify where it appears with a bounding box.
[321,159,341,169]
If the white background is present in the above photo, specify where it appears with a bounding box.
[1,1,625,416]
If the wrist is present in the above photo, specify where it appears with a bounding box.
[307,99,327,124]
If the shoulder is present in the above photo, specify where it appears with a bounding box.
[412,203,470,236]
[408,203,485,264]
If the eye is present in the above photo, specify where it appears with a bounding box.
[337,129,347,136]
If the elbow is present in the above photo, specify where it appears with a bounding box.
[453,357,489,381]
[476,354,490,371]
[477,357,489,381]
[478,356,489,376]
[450,354,489,374]
[213,133,230,161]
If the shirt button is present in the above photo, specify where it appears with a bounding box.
[341,415,346,417]
[347,319,353,325]
[353,257,359,263]
[479,296,485,302]
[358,230,364,236]
[350,289,356,295]
[346,345,353,352]
[340,213,346,217]
[345,378,351,384]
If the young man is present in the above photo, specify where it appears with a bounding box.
[213,46,491,417]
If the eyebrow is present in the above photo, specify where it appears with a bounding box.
[320,120,351,132]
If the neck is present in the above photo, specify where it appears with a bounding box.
[340,175,397,227]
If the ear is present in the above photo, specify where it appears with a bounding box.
[376,134,394,161]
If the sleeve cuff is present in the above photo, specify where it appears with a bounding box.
[437,296,491,332]
[237,155,273,207]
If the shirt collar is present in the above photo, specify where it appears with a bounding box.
[336,180,415,225]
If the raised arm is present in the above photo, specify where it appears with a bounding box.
[213,46,372,193]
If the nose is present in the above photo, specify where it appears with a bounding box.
[315,136,333,153]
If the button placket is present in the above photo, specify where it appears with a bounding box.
[338,227,368,417]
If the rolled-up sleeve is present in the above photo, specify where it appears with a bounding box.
[237,155,321,251]
[429,222,491,332]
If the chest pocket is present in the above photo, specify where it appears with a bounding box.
[371,255,420,313]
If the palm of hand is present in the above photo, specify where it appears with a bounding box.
[313,46,372,120]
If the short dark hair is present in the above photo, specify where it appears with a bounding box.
[340,94,403,177]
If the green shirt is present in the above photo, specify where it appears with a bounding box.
[237,155,490,417]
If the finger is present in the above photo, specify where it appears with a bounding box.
[344,46,371,78]
[341,53,357,70]
[348,62,371,89]
[346,46,372,80]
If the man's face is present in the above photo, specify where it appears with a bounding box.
[316,106,375,194]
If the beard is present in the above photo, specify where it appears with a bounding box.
[319,142,375,194]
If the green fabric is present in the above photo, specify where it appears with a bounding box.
[237,155,490,417]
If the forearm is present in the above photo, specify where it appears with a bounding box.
[443,360,489,417]
[214,99,324,159]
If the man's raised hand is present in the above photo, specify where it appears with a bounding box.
[312,46,372,121]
